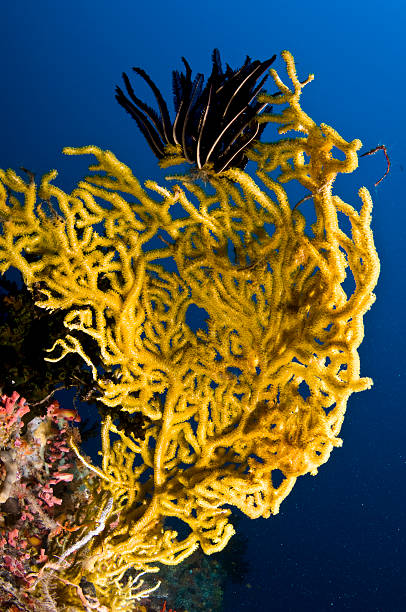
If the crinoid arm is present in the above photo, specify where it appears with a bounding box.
[116,48,276,174]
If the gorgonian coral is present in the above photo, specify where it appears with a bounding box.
[0,50,380,610]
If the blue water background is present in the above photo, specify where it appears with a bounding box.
[1,2,405,610]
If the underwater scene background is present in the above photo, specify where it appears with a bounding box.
[0,1,405,611]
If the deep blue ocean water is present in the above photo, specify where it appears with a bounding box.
[1,2,405,610]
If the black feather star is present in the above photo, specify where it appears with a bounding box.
[115,49,276,175]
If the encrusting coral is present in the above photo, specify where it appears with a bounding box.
[0,51,380,609]
[0,390,89,609]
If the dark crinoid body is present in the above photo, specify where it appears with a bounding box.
[115,49,276,175]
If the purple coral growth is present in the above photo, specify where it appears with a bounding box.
[0,390,92,609]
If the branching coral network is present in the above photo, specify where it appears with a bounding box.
[0,51,380,609]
